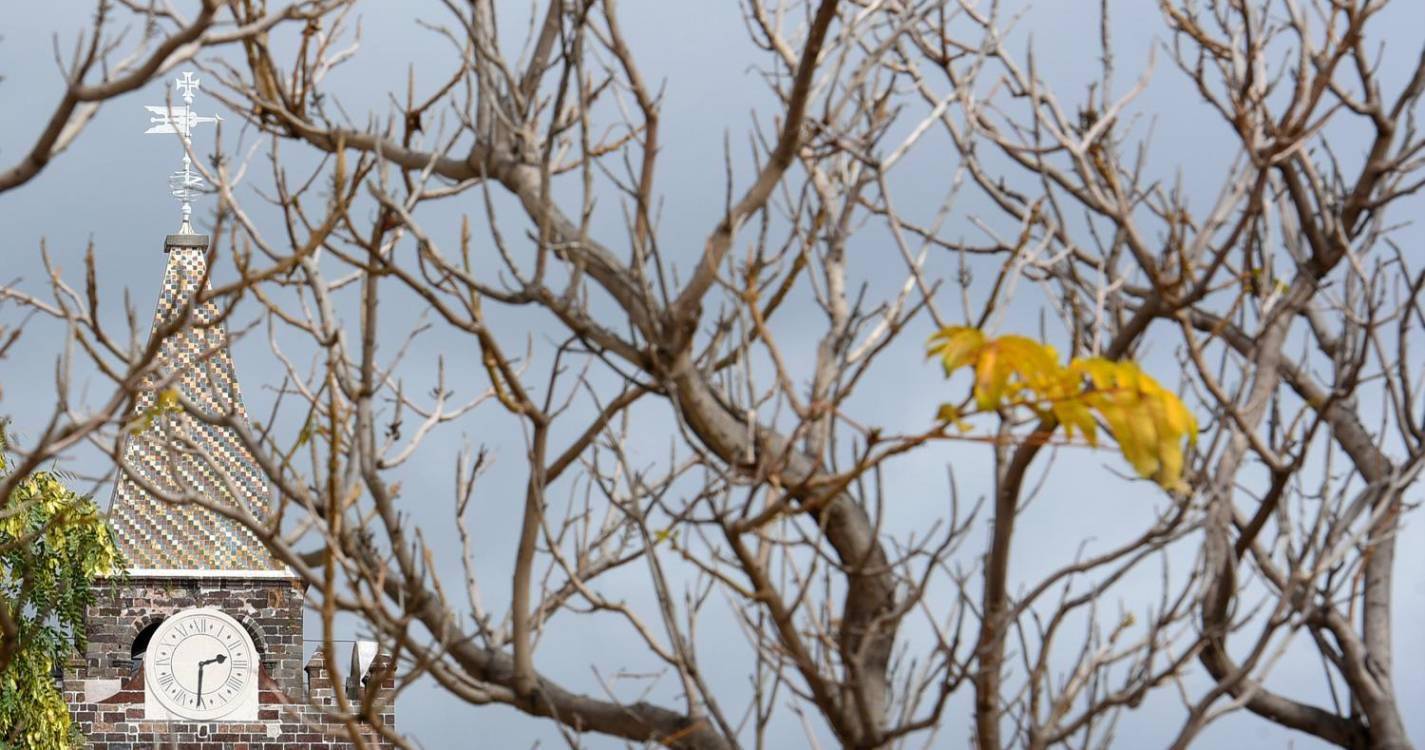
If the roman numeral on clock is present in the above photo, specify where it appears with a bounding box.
[157,671,175,688]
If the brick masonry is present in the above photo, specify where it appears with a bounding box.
[65,575,396,749]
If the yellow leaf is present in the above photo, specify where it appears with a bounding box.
[927,326,986,375]
[935,403,961,423]
[935,403,972,432]
[1052,399,1098,445]
[973,344,1004,408]
[929,328,1198,492]
[1071,358,1196,489]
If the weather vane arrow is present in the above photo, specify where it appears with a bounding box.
[144,105,221,138]
[143,71,222,234]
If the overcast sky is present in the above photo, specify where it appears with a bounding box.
[3,2,1423,748]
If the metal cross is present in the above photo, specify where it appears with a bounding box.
[142,71,222,232]
[176,71,200,104]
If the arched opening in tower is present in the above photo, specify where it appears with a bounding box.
[130,619,163,674]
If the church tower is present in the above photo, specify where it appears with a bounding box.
[62,73,395,749]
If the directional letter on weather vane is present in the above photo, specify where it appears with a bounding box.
[143,71,222,232]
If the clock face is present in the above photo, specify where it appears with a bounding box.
[144,608,258,720]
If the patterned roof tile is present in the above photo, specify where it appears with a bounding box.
[107,235,281,571]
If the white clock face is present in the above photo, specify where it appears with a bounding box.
[144,608,258,720]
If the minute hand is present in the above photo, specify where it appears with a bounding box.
[196,654,228,707]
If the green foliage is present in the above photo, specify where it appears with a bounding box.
[927,327,1198,491]
[0,431,122,749]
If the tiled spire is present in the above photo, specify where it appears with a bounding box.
[107,233,282,571]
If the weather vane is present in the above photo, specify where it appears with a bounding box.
[144,71,221,234]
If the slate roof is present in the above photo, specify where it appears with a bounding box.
[107,234,282,571]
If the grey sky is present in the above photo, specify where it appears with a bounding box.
[3,2,1423,748]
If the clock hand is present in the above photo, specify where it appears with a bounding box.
[195,654,227,707]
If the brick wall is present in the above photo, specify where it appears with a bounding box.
[65,574,396,748]
[78,575,305,693]
[64,653,396,749]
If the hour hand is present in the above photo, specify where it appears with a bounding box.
[195,654,227,707]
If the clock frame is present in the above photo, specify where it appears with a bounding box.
[143,607,260,721]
